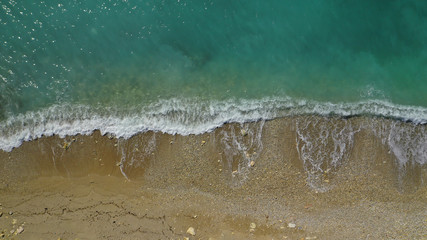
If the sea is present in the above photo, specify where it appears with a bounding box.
[1,0,427,174]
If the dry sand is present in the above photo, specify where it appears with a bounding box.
[0,117,426,239]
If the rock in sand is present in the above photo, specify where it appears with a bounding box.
[16,226,24,234]
[250,222,256,229]
[249,222,256,233]
[288,223,296,228]
[186,227,196,236]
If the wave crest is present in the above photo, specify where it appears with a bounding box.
[1,97,427,152]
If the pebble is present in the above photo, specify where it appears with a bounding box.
[250,222,256,229]
[62,142,70,150]
[12,219,17,225]
[201,140,206,146]
[0,212,3,217]
[186,227,196,236]
[249,222,256,233]
[306,237,317,240]
[16,226,24,234]
[8,211,13,215]
[250,161,255,167]
[288,223,296,228]
[0,233,4,238]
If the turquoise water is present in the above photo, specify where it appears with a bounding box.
[1,0,427,151]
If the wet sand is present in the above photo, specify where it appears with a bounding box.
[0,116,426,239]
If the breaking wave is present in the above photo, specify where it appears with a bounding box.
[1,97,427,152]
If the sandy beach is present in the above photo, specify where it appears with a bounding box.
[3,1,427,239]
[0,117,426,239]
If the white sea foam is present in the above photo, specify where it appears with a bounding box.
[1,97,427,152]
[219,120,265,186]
[296,116,358,192]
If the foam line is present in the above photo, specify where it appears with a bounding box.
[1,97,427,152]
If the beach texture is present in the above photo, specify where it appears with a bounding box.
[1,117,426,239]
[1,1,427,239]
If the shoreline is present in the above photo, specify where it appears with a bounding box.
[1,115,426,187]
[2,97,427,153]
[1,116,426,239]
